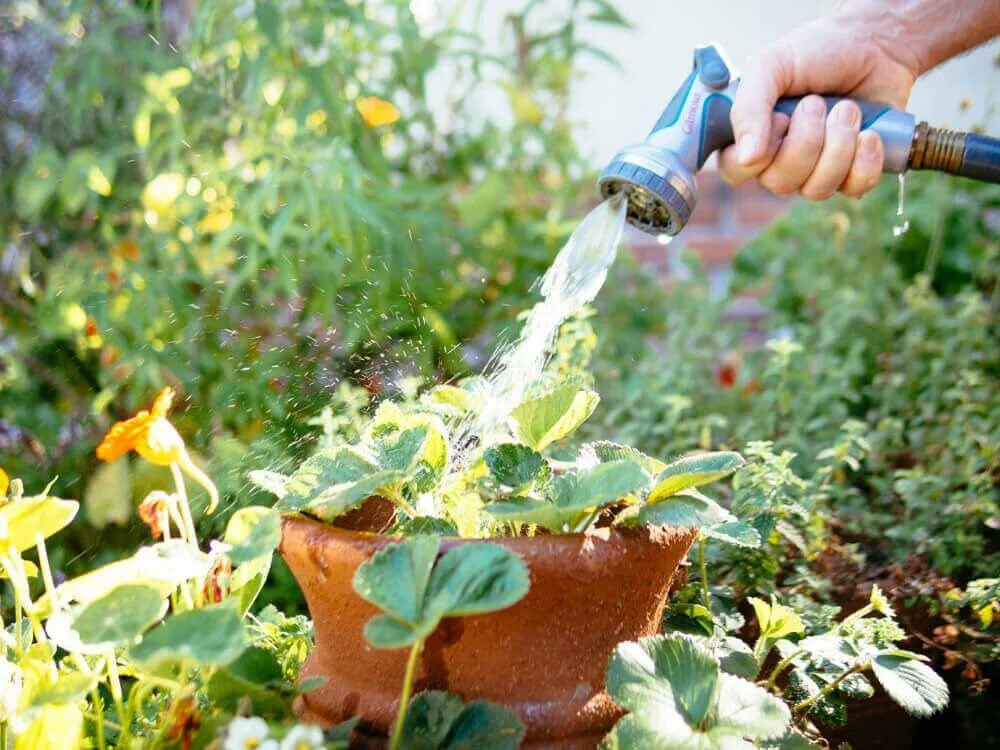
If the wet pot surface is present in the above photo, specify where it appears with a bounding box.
[280,515,696,746]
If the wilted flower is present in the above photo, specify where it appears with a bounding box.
[356,96,400,127]
[224,716,277,750]
[279,724,324,750]
[138,491,172,539]
[97,388,219,513]
[203,550,233,604]
[166,693,201,750]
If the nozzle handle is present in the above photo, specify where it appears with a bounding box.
[772,96,892,131]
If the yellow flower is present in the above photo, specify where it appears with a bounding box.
[142,173,185,219]
[97,388,219,513]
[356,96,400,127]
[0,469,8,500]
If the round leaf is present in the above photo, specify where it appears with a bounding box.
[130,604,247,668]
[72,583,167,648]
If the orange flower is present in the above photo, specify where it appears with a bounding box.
[97,387,185,465]
[97,388,219,513]
[356,96,400,127]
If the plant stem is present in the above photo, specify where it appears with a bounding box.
[92,690,107,750]
[389,637,424,750]
[794,664,866,714]
[170,463,200,548]
[765,647,806,691]
[1,720,8,750]
[697,535,710,612]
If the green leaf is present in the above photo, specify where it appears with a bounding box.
[425,543,530,619]
[279,446,380,511]
[224,507,281,565]
[484,497,565,531]
[29,673,99,707]
[508,383,599,451]
[364,615,419,648]
[662,603,714,638]
[588,441,665,474]
[624,490,733,529]
[1,496,79,552]
[712,673,791,739]
[14,145,60,220]
[130,604,247,668]
[400,691,525,749]
[392,517,460,537]
[718,636,759,680]
[483,444,550,489]
[648,452,745,502]
[704,521,761,548]
[375,427,430,473]
[14,703,82,750]
[562,460,648,513]
[205,647,290,719]
[247,470,290,500]
[353,536,439,627]
[83,458,132,528]
[749,598,805,642]
[255,0,282,46]
[871,653,949,718]
[72,584,166,649]
[606,634,718,726]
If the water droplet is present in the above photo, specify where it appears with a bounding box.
[656,233,672,246]
[892,173,910,237]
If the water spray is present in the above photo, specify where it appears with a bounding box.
[600,43,1000,236]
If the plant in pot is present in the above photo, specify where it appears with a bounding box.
[252,375,757,747]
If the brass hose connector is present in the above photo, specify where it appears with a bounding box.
[909,121,966,174]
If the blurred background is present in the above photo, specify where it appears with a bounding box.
[0,2,997,746]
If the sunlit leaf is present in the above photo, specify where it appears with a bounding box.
[130,603,247,668]
[648,452,745,502]
[483,443,550,489]
[871,653,949,718]
[15,703,83,750]
[1,495,79,552]
[508,383,599,451]
[72,583,166,649]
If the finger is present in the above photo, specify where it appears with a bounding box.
[799,100,861,200]
[758,95,827,196]
[840,130,885,198]
[730,47,793,167]
[719,112,790,184]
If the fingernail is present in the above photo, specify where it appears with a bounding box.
[835,102,860,129]
[803,96,826,120]
[737,133,757,163]
[859,132,881,160]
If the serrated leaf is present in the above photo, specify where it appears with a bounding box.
[130,604,247,668]
[484,497,565,531]
[648,452,745,502]
[718,636,759,679]
[662,603,714,638]
[399,691,525,750]
[626,489,733,529]
[561,460,648,513]
[483,444,550,489]
[353,536,439,627]
[713,673,791,740]
[837,671,875,700]
[392,517,460,537]
[705,521,761,548]
[72,583,166,648]
[589,441,665,473]
[606,634,718,726]
[375,427,429,473]
[871,653,949,718]
[749,598,805,641]
[279,446,379,512]
[398,691,465,749]
[247,470,290,499]
[508,383,599,451]
[425,543,530,619]
[364,615,419,648]
[1,496,79,552]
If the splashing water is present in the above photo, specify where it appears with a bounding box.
[892,173,910,237]
[455,197,627,452]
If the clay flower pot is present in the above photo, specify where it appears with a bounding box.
[280,514,697,748]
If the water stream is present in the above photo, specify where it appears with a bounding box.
[454,196,627,455]
[892,173,910,237]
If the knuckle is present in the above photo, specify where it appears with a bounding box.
[800,183,834,201]
[759,172,795,196]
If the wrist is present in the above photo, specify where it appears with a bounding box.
[832,0,923,76]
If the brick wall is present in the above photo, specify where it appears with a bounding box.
[628,170,792,346]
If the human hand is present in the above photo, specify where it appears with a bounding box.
[718,10,919,200]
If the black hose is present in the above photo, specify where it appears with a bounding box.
[959,133,1000,183]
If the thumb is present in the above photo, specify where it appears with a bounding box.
[731,48,791,166]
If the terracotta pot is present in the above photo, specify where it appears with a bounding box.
[280,515,697,748]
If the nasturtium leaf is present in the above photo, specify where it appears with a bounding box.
[508,383,599,451]
[425,543,530,619]
[484,497,565,531]
[72,584,166,648]
[224,507,281,565]
[247,470,290,499]
[623,490,733,529]
[589,441,665,474]
[130,603,247,668]
[14,702,83,750]
[871,653,949,718]
[1,496,79,552]
[483,444,550,489]
[83,458,132,528]
[749,598,805,642]
[712,673,791,739]
[704,520,761,548]
[647,452,745,502]
[28,672,98,707]
[363,615,419,649]
[353,536,439,627]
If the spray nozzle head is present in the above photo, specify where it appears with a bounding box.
[597,144,697,236]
